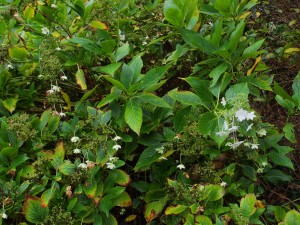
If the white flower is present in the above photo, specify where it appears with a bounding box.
[59,112,66,117]
[112,144,121,150]
[56,47,61,51]
[78,163,87,169]
[198,185,205,191]
[257,129,267,137]
[220,181,227,187]
[60,75,67,81]
[221,97,226,106]
[51,4,58,8]
[257,168,264,173]
[155,146,165,154]
[228,125,239,133]
[246,123,253,132]
[251,143,259,149]
[226,140,244,149]
[262,162,268,167]
[247,111,256,120]
[120,34,126,41]
[7,64,14,69]
[47,89,55,94]
[142,41,147,45]
[37,74,44,79]
[177,164,185,170]
[106,162,116,170]
[113,136,122,141]
[73,148,81,154]
[109,156,119,162]
[223,121,229,131]
[71,136,80,143]
[41,27,50,35]
[2,212,7,219]
[243,142,251,147]
[235,108,249,122]
[216,131,228,137]
[51,85,61,92]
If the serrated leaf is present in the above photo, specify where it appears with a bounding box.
[168,89,203,106]
[227,20,245,52]
[9,47,28,61]
[75,68,87,90]
[59,161,75,175]
[134,146,162,171]
[69,37,103,54]
[283,210,300,225]
[112,191,132,207]
[108,169,130,186]
[195,215,213,225]
[103,75,127,92]
[125,99,142,135]
[51,142,65,170]
[240,194,256,217]
[243,39,265,58]
[225,83,249,100]
[47,115,60,134]
[137,93,171,108]
[283,123,296,143]
[1,147,18,159]
[268,151,294,170]
[40,188,55,208]
[23,197,49,223]
[92,63,122,75]
[204,185,224,202]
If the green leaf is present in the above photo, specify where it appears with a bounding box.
[282,210,300,225]
[80,85,98,103]
[39,110,51,131]
[268,151,294,170]
[274,82,296,104]
[40,188,55,208]
[23,5,35,19]
[68,37,102,54]
[89,20,107,30]
[211,18,223,47]
[136,93,171,108]
[209,63,228,87]
[128,55,143,83]
[125,99,143,135]
[92,63,122,75]
[209,72,232,98]
[242,39,265,59]
[204,185,224,202]
[250,78,272,91]
[165,205,188,215]
[103,75,127,92]
[59,161,75,175]
[242,165,257,181]
[3,97,18,113]
[195,215,213,225]
[283,123,296,143]
[145,200,167,222]
[180,28,217,54]
[227,20,246,52]
[114,42,130,62]
[240,194,256,217]
[168,89,203,106]
[134,146,162,171]
[75,68,87,90]
[11,154,29,168]
[263,169,293,184]
[108,169,130,186]
[9,47,28,61]
[198,112,218,135]
[0,20,7,35]
[174,106,191,133]
[120,64,134,89]
[111,191,132,207]
[225,83,249,100]
[163,0,184,27]
[292,71,300,105]
[214,0,231,11]
[51,142,65,170]
[47,115,60,134]
[23,197,49,223]
[97,94,118,108]
[1,147,18,159]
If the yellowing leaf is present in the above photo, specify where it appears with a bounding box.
[239,11,251,19]
[89,20,108,30]
[284,48,300,54]
[3,97,18,113]
[289,20,297,26]
[125,215,137,222]
[75,68,87,90]
[52,31,61,37]
[256,12,261,18]
[247,55,262,76]
[23,5,35,19]
[9,47,28,61]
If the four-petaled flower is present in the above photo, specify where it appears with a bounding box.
[71,136,80,143]
[41,27,50,35]
[113,144,121,150]
[78,163,87,169]
[220,181,227,187]
[113,136,121,141]
[73,148,81,154]
[106,162,116,170]
[60,75,67,81]
[251,143,259,149]
[177,164,185,170]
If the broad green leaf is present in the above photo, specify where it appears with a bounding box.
[120,64,134,89]
[108,169,130,186]
[225,83,249,100]
[211,18,223,47]
[227,20,246,52]
[136,93,171,108]
[283,123,296,143]
[180,28,217,54]
[209,63,228,87]
[268,151,294,170]
[273,206,286,222]
[75,68,87,90]
[114,42,130,62]
[263,169,293,184]
[242,39,265,59]
[250,78,272,91]
[51,142,65,170]
[163,0,184,27]
[102,214,118,225]
[292,71,300,105]
[128,55,143,83]
[209,73,232,98]
[9,47,28,61]
[23,5,35,19]
[274,82,296,103]
[125,99,142,135]
[112,191,132,207]
[17,180,31,196]
[80,85,98,103]
[97,94,118,108]
[242,165,257,181]
[83,179,97,199]
[275,95,295,115]
[198,112,218,135]
[47,115,60,134]
[145,200,167,222]
[204,185,224,202]
[282,210,300,225]
[134,146,162,171]
[174,106,191,133]
[165,44,189,64]
[195,215,213,225]
[1,147,18,159]
[40,188,55,208]
[39,110,51,131]
[23,197,49,223]
[214,0,231,11]
[11,154,29,168]
[103,75,127,92]
[240,194,256,217]
[92,63,122,76]
[3,97,18,113]
[165,205,188,215]
[59,161,75,175]
[168,89,203,106]
[68,37,103,54]
[0,20,7,35]
[89,20,107,30]
[0,70,10,92]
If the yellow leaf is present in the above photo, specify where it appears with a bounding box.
[125,215,137,222]
[256,12,261,18]
[23,5,35,19]
[247,55,262,76]
[289,20,297,26]
[75,68,87,90]
[52,31,60,37]
[284,48,300,54]
[89,20,108,30]
[239,11,251,19]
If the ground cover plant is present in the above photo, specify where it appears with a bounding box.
[0,0,300,224]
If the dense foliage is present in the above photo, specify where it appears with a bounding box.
[0,0,299,224]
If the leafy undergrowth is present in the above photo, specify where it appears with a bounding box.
[0,0,300,225]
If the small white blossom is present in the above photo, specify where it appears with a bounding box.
[226,140,244,149]
[159,156,167,160]
[257,129,267,137]
[51,4,58,8]
[243,142,251,147]
[37,74,44,79]
[221,97,226,106]
[112,144,121,150]
[2,212,7,219]
[106,162,116,170]
[120,34,126,42]
[228,125,239,133]
[223,121,229,130]
[257,168,264,173]
[7,64,14,69]
[247,111,256,120]
[56,47,61,51]
[71,136,80,143]
[251,143,259,149]
[73,148,81,154]
[199,185,205,191]
[142,41,147,45]
[262,162,268,167]
[177,164,185,170]
[47,89,55,94]
[220,181,227,187]
[155,146,165,154]
[60,75,67,81]
[41,27,50,35]
[113,136,122,141]
[235,108,249,122]
[51,85,61,92]
[246,123,253,132]
[59,112,66,117]
[78,163,87,169]
[216,131,228,137]
[109,156,119,162]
